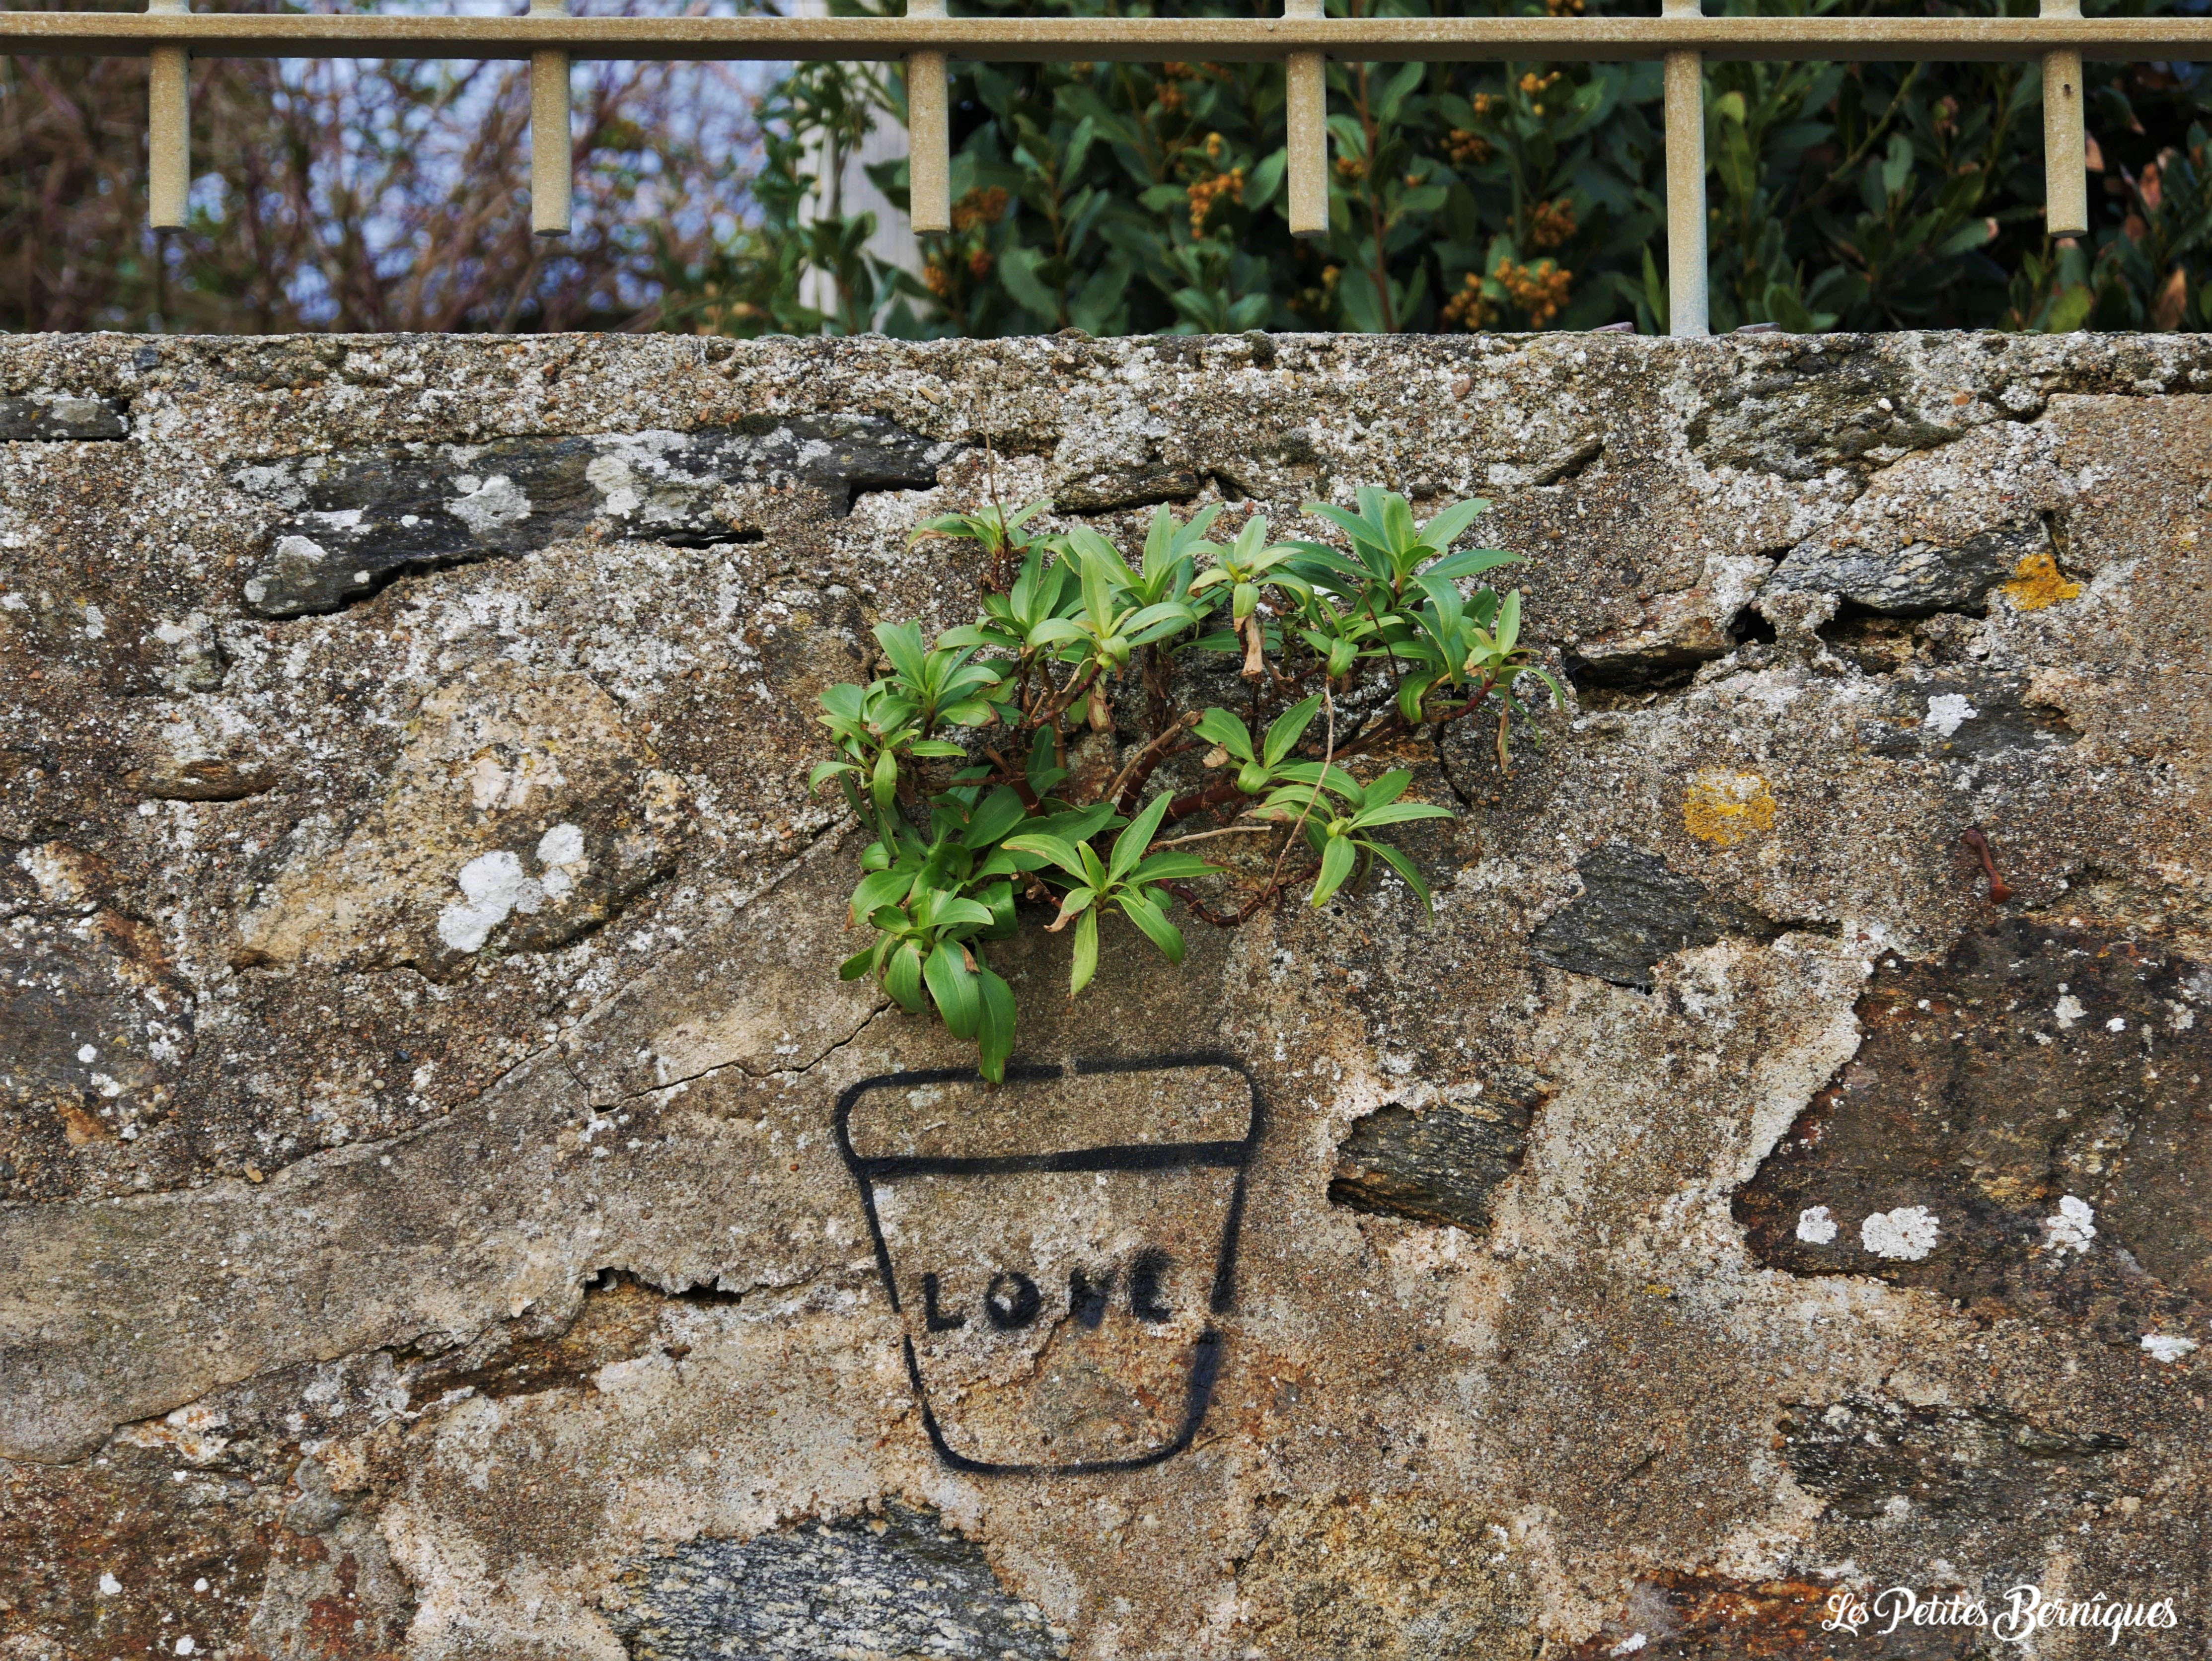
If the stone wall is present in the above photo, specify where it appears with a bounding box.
[1,328,2208,1660]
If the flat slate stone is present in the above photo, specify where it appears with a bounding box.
[1733,919,2212,1341]
[1767,521,2050,617]
[0,394,127,441]
[1529,844,1784,990]
[612,1504,1066,1661]
[1328,1072,1543,1234]
[1779,1396,2126,1522]
[236,417,947,617]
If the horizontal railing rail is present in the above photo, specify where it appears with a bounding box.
[8,3,2201,334]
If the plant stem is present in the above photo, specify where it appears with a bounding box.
[1107,710,1201,812]
[1268,685,1334,894]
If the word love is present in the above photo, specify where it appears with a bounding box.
[922,1249,1176,1334]
[1822,1585,2181,1648]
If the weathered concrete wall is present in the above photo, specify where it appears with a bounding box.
[1,329,2208,1660]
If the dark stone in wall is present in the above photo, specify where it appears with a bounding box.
[612,1504,1066,1661]
[237,417,947,618]
[1054,466,1203,513]
[0,394,127,441]
[119,758,278,801]
[0,910,195,1198]
[1845,667,2078,762]
[1780,1397,2127,1523]
[1768,522,2051,618]
[1328,1070,1544,1233]
[1734,920,2212,1342]
[1529,845,1785,990]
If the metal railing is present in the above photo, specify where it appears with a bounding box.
[7,3,2209,335]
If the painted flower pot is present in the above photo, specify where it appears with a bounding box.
[836,1054,1262,1475]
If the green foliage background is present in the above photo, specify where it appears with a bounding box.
[660,0,2212,339]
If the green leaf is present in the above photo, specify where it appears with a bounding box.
[849,867,913,923]
[1071,906,1100,997]
[1032,802,1121,844]
[872,620,927,686]
[1361,770,1414,808]
[1351,800,1454,828]
[997,243,1060,322]
[962,785,1031,850]
[1396,673,1436,723]
[1361,839,1436,913]
[1193,707,1257,763]
[1001,832,1090,882]
[1274,761,1362,800]
[1262,694,1324,769]
[1417,498,1490,551]
[1421,547,1523,582]
[1310,834,1359,907]
[1117,892,1185,964]
[1027,617,1089,648]
[884,941,926,1013]
[1247,146,1288,211]
[870,746,898,815]
[930,896,998,930]
[838,945,879,982]
[1130,850,1217,884]
[976,966,1017,1083]
[1109,792,1173,884]
[908,739,968,758]
[924,940,981,1039]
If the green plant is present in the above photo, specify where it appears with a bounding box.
[806,489,1562,1081]
[671,0,2211,341]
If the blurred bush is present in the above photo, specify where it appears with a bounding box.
[688,0,2212,337]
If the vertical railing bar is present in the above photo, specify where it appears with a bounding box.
[2041,0,2087,239]
[1285,0,1327,238]
[529,0,572,237]
[146,0,188,232]
[1661,0,1707,336]
[908,0,951,235]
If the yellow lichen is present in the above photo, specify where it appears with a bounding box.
[1997,551,2082,611]
[1683,769,1776,847]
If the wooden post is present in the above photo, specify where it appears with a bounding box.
[907,0,950,234]
[1284,0,1326,238]
[2041,0,2087,238]
[1661,0,1707,337]
[530,0,571,237]
[146,0,188,232]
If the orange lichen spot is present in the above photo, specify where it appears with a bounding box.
[1683,769,1776,847]
[1998,550,2082,611]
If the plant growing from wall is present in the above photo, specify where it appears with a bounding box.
[807,489,1562,1080]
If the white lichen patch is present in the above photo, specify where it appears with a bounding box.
[1795,1205,1838,1245]
[2043,1194,2096,1254]
[437,850,546,953]
[445,472,532,535]
[1860,1206,1940,1261]
[1922,693,1979,736]
[2140,1334,2199,1363]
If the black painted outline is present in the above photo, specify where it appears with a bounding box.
[834,1051,1263,1477]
